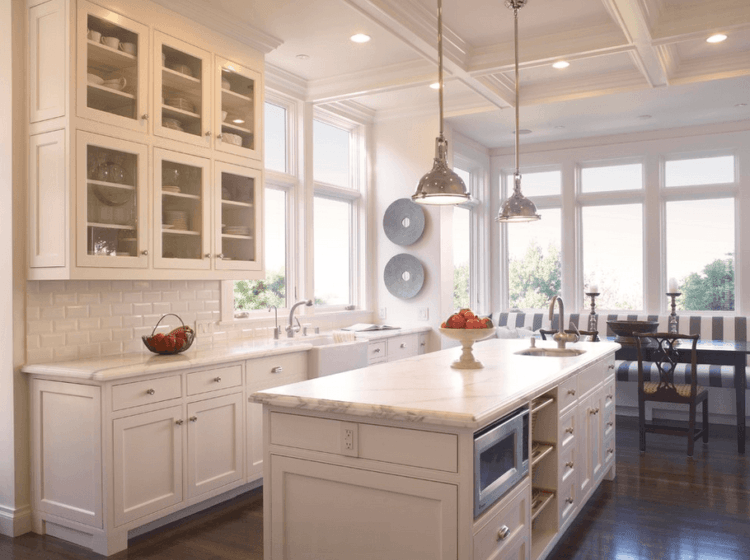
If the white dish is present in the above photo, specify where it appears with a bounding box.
[87,73,104,85]
[221,77,231,90]
[169,63,193,77]
[222,111,228,122]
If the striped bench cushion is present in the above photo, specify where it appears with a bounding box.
[614,360,750,389]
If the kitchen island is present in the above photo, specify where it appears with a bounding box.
[250,337,620,560]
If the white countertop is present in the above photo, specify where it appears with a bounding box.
[348,325,430,341]
[250,338,620,429]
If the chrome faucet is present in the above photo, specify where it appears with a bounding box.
[286,299,313,338]
[268,305,282,340]
[548,296,579,349]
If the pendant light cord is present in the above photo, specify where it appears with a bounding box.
[438,0,444,137]
[513,6,520,185]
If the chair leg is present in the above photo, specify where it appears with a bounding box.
[688,402,696,456]
[702,399,709,443]
[639,396,646,453]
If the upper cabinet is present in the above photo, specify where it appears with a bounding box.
[77,1,149,133]
[27,0,265,281]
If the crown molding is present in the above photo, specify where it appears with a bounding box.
[149,0,283,53]
[318,100,376,124]
[265,63,308,100]
[517,68,649,106]
[650,4,750,44]
[669,51,750,85]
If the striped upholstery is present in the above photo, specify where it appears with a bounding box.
[492,311,749,389]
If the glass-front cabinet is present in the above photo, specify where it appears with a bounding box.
[76,131,148,268]
[76,1,149,133]
[214,162,263,271]
[154,31,212,148]
[215,56,262,161]
[153,149,211,270]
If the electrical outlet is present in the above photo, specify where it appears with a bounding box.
[341,422,358,456]
[379,307,387,320]
[419,307,429,321]
[196,320,212,334]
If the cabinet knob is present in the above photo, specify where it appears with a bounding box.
[218,253,225,259]
[146,388,155,395]
[566,461,574,469]
[205,131,212,137]
[496,525,510,541]
[590,407,599,415]
[373,348,381,353]
[608,364,615,370]
[567,389,576,396]
[141,250,149,256]
[565,427,574,434]
[420,342,425,346]
[216,133,223,140]
[141,114,149,120]
[214,376,222,383]
[566,497,574,504]
[175,419,184,425]
[189,416,198,422]
[400,343,406,349]
[607,421,614,427]
[205,253,212,258]
[607,447,615,455]
[606,394,613,400]
[271,366,283,374]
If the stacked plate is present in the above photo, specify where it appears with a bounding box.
[222,132,242,146]
[162,186,181,194]
[164,210,188,230]
[165,97,194,113]
[168,63,193,77]
[163,117,184,132]
[224,225,250,236]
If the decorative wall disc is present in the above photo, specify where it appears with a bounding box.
[384,253,424,299]
[383,198,425,246]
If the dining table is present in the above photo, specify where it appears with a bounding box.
[613,339,749,453]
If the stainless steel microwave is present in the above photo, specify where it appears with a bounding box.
[474,406,529,517]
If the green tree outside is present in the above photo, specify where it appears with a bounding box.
[509,241,561,309]
[454,264,470,311]
[234,269,286,312]
[678,257,734,311]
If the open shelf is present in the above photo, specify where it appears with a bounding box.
[162,66,201,95]
[162,104,200,121]
[87,222,135,230]
[531,488,555,522]
[87,84,136,115]
[87,180,135,190]
[221,121,252,134]
[162,228,200,236]
[221,198,253,208]
[531,396,555,414]
[222,233,253,240]
[531,442,555,467]
[162,191,200,201]
[87,39,136,69]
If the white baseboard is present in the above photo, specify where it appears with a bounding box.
[0,504,32,537]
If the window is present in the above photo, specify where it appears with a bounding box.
[314,197,351,305]
[666,155,734,187]
[519,170,561,197]
[453,205,471,310]
[581,163,642,193]
[264,102,287,173]
[314,119,351,188]
[582,204,643,310]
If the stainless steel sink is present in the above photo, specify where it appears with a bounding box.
[514,348,587,357]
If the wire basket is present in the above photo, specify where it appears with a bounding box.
[142,313,195,355]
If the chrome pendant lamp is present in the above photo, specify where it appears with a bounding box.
[411,0,471,205]
[496,0,540,223]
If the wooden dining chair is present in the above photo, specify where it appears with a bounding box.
[634,332,708,456]
[540,329,599,342]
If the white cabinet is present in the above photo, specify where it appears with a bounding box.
[29,0,67,123]
[187,393,244,498]
[113,405,183,526]
[269,455,458,560]
[215,56,262,160]
[367,333,426,365]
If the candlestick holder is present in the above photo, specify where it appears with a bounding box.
[667,292,681,334]
[585,292,600,333]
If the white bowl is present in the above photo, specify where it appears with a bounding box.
[439,327,495,369]
[87,73,104,85]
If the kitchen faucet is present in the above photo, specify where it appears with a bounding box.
[548,296,579,349]
[268,306,282,340]
[287,299,313,338]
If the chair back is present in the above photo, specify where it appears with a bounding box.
[634,332,699,399]
[540,329,599,342]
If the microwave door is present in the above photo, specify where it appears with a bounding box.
[474,413,525,514]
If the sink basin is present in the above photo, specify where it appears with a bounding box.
[305,336,368,378]
[514,348,587,357]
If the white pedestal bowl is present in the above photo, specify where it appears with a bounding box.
[439,328,495,369]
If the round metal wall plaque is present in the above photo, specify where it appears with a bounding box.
[383,198,425,246]
[384,253,424,299]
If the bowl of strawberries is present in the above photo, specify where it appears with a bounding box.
[142,314,195,355]
[439,308,494,369]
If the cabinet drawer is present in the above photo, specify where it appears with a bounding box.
[387,334,418,361]
[603,435,615,467]
[559,444,576,485]
[602,407,615,440]
[559,475,577,527]
[602,376,616,412]
[368,341,386,363]
[418,333,427,355]
[558,375,578,413]
[558,408,576,451]
[112,375,182,411]
[247,351,307,387]
[269,413,458,472]
[474,481,529,560]
[187,364,242,396]
[578,357,609,397]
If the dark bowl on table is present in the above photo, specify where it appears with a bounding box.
[607,320,659,347]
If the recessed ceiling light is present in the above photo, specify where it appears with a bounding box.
[706,34,727,43]
[638,114,652,120]
[296,54,309,60]
[350,33,371,43]
[233,118,245,124]
[512,129,533,135]
[552,61,570,69]
[736,103,747,108]
[429,82,441,89]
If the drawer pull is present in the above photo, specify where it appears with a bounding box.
[146,388,155,395]
[567,389,576,396]
[420,342,425,346]
[608,364,615,370]
[189,416,198,422]
[565,427,574,434]
[400,343,406,349]
[271,366,283,374]
[373,348,381,353]
[607,447,615,455]
[566,497,574,504]
[606,394,613,400]
[590,407,600,415]
[175,419,184,425]
[214,376,222,383]
[607,421,614,427]
[497,525,510,541]
[566,461,574,469]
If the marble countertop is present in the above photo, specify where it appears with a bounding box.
[250,338,620,429]
[350,325,431,341]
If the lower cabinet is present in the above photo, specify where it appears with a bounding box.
[269,455,458,560]
[576,385,604,503]
[367,332,427,365]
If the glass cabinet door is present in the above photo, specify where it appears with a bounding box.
[153,149,211,270]
[214,162,263,272]
[154,31,212,148]
[76,1,149,133]
[76,131,148,268]
[215,56,262,161]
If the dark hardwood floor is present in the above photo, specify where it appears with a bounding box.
[2,416,749,560]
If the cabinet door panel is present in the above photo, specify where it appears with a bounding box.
[113,406,183,526]
[270,456,457,560]
[187,393,244,498]
[215,56,261,160]
[29,0,67,123]
[29,130,67,268]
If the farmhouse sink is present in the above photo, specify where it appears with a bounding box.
[305,336,368,378]
[514,348,587,357]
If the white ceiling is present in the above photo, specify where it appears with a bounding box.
[158,0,750,148]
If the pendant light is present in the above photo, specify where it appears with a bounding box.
[496,0,540,223]
[411,0,471,205]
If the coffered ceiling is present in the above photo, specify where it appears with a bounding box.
[155,0,750,147]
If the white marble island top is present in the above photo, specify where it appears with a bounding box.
[251,338,620,429]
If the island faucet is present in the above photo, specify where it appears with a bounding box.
[548,296,579,349]
[287,299,313,338]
